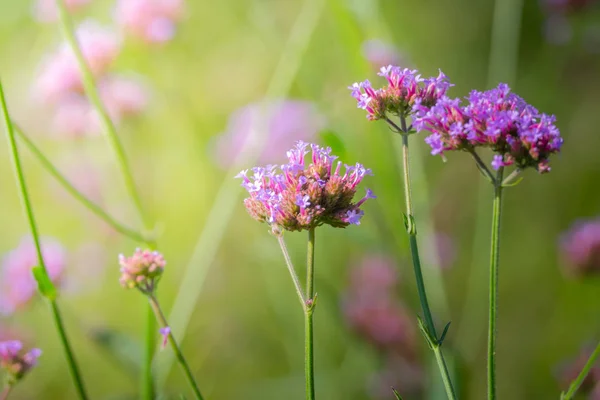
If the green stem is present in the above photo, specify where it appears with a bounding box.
[398,115,457,400]
[305,227,316,400]
[276,234,307,309]
[1,386,12,400]
[12,125,146,242]
[561,341,600,399]
[54,0,151,232]
[142,306,156,400]
[487,168,504,400]
[148,295,204,400]
[54,2,157,396]
[0,81,89,400]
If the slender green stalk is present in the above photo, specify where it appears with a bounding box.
[54,1,158,396]
[148,295,204,400]
[0,81,89,400]
[12,125,146,242]
[276,235,307,309]
[0,386,12,400]
[397,115,457,400]
[305,227,316,400]
[561,341,600,400]
[487,168,504,400]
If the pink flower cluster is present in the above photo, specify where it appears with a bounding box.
[0,237,65,315]
[33,0,91,23]
[0,340,42,384]
[414,83,563,173]
[237,141,375,232]
[349,65,452,120]
[342,255,422,397]
[560,217,600,277]
[119,249,166,294]
[214,100,326,168]
[34,21,148,137]
[115,0,185,43]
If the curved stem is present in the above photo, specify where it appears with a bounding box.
[13,125,146,242]
[54,2,158,396]
[0,81,89,400]
[1,386,12,400]
[487,168,504,400]
[54,0,151,231]
[561,341,600,399]
[148,295,204,400]
[305,227,316,400]
[276,234,307,310]
[398,115,457,400]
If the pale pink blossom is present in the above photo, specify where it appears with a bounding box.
[0,237,66,315]
[35,21,121,105]
[99,75,149,121]
[362,39,408,71]
[115,0,185,43]
[32,0,91,23]
[51,95,100,137]
[214,100,326,168]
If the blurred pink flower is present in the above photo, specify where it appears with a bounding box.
[51,95,100,137]
[32,0,91,23]
[0,237,66,315]
[361,39,408,72]
[342,254,416,356]
[35,21,121,105]
[115,0,185,43]
[99,75,149,121]
[214,100,326,168]
[559,217,600,277]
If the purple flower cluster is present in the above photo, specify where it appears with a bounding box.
[414,83,563,173]
[237,141,375,232]
[119,249,166,294]
[0,340,42,384]
[560,217,600,277]
[349,65,452,120]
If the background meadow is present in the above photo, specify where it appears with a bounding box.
[0,0,599,399]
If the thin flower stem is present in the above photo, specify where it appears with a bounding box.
[305,227,316,400]
[276,234,307,310]
[398,115,457,400]
[0,386,12,400]
[469,149,496,184]
[0,81,89,400]
[487,168,504,400]
[12,125,146,243]
[561,341,600,400]
[148,295,205,400]
[54,0,151,231]
[501,168,521,187]
[54,2,157,396]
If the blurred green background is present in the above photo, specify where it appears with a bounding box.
[0,0,599,399]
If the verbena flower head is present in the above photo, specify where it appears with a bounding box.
[349,65,452,120]
[237,141,375,232]
[559,217,600,277]
[415,83,563,173]
[0,340,42,385]
[0,237,65,315]
[119,249,166,294]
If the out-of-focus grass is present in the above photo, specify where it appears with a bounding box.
[0,0,599,399]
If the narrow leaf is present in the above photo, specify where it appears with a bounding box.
[392,388,403,400]
[438,321,452,346]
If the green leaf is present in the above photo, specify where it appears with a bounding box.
[416,315,436,350]
[438,321,452,346]
[392,388,403,400]
[32,266,57,300]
